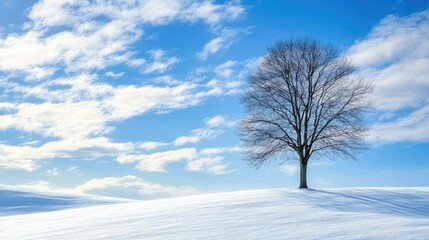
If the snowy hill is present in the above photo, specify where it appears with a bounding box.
[1,187,429,239]
[0,185,131,216]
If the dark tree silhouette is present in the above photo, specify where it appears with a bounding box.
[238,38,372,188]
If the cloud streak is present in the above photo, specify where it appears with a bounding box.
[349,10,429,111]
[348,10,429,143]
[17,176,200,199]
[117,147,234,175]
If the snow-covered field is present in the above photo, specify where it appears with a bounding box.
[0,184,131,216]
[1,187,428,240]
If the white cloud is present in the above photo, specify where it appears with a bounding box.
[197,37,224,60]
[25,67,55,81]
[0,0,246,172]
[104,71,124,78]
[153,75,181,86]
[0,137,133,171]
[215,60,236,78]
[66,166,81,175]
[205,115,236,128]
[197,27,248,60]
[280,163,299,176]
[200,146,241,155]
[348,10,429,111]
[17,176,199,199]
[139,141,169,151]
[46,168,60,176]
[0,21,141,75]
[165,115,235,149]
[16,180,54,191]
[225,81,242,89]
[348,11,429,68]
[187,156,231,175]
[22,140,40,146]
[74,175,199,198]
[348,10,429,143]
[112,114,238,174]
[369,105,429,143]
[0,101,109,139]
[143,49,179,74]
[133,148,197,172]
[0,92,234,172]
[180,1,245,24]
[116,147,194,167]
[200,59,250,96]
[0,0,245,75]
[205,115,227,127]
[117,147,233,175]
[110,113,238,174]
[1,74,218,141]
[173,128,223,146]
[105,83,204,120]
[1,93,227,171]
[0,144,40,171]
[127,57,146,67]
[0,102,16,110]
[368,59,429,110]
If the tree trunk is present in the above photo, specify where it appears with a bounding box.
[299,161,308,188]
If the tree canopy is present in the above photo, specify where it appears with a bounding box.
[238,38,373,188]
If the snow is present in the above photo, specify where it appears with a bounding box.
[1,187,429,239]
[0,184,131,216]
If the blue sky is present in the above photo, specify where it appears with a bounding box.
[0,0,428,199]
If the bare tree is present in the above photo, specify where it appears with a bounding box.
[238,38,372,188]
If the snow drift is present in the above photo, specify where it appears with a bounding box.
[1,187,428,239]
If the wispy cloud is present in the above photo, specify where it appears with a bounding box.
[348,10,429,111]
[143,49,179,74]
[187,156,233,175]
[113,115,239,175]
[348,10,429,144]
[17,176,200,199]
[119,148,198,172]
[197,37,224,60]
[0,137,133,171]
[74,175,199,198]
[280,163,299,176]
[104,71,124,78]
[215,60,237,78]
[66,166,81,176]
[369,105,429,143]
[117,146,234,175]
[173,114,237,146]
[139,141,169,151]
[199,146,241,155]
[205,115,236,127]
[173,128,223,146]
[197,28,248,60]
[46,168,60,176]
[0,111,238,172]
